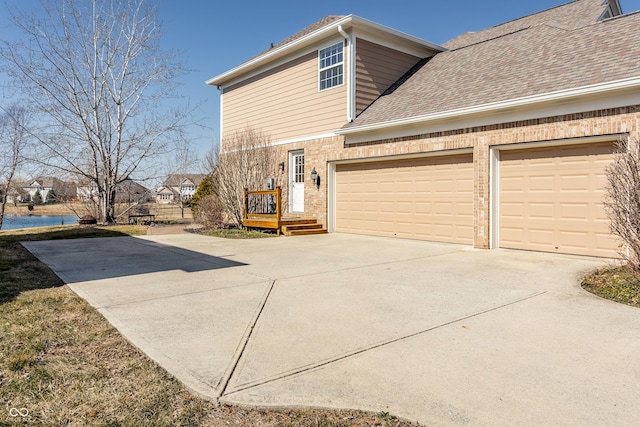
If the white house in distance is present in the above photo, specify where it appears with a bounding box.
[25,177,76,203]
[156,174,206,204]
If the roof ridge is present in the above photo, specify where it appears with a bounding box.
[255,15,346,57]
[471,0,584,34]
[447,26,533,52]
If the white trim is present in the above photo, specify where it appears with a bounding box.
[219,91,224,145]
[328,162,337,232]
[489,134,626,250]
[289,149,305,213]
[338,76,640,137]
[349,36,357,122]
[270,133,337,147]
[489,147,500,249]
[351,28,435,59]
[337,25,356,122]
[318,39,346,92]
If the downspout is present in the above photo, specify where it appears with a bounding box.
[217,85,224,153]
[338,25,355,122]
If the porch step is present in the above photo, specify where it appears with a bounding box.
[243,214,327,236]
[282,218,327,236]
[281,220,327,236]
[285,227,328,236]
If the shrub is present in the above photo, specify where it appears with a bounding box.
[193,195,225,229]
[605,137,640,271]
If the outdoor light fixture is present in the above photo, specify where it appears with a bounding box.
[310,167,320,188]
[278,161,285,172]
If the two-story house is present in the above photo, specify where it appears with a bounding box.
[25,177,76,203]
[156,174,206,204]
[207,0,640,258]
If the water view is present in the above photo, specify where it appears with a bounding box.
[1,215,78,230]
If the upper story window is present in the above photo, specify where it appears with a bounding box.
[319,42,344,91]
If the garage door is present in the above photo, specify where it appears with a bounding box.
[499,142,618,257]
[335,154,473,244]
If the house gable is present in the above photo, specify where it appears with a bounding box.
[208,15,443,149]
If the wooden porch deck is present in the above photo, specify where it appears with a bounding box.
[243,187,327,236]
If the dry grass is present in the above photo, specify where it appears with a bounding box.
[582,264,640,308]
[0,226,415,426]
[4,202,192,222]
[200,228,276,239]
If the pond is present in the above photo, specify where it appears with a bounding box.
[1,215,79,230]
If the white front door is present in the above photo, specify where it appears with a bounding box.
[290,150,304,213]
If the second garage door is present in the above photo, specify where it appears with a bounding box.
[335,153,473,244]
[499,141,618,257]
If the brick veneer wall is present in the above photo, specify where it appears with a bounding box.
[276,105,640,248]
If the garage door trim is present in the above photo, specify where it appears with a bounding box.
[328,148,473,234]
[490,135,621,254]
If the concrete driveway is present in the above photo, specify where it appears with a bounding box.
[23,233,640,426]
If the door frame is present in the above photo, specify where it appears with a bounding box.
[289,149,305,213]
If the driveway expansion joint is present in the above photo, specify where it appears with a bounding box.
[225,290,548,395]
[215,279,277,401]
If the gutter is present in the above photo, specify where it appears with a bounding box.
[336,76,640,136]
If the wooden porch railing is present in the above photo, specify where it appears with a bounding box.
[243,187,282,234]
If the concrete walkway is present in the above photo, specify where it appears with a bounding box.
[23,234,640,426]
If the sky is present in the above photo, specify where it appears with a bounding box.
[3,0,640,160]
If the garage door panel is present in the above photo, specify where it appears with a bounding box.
[499,141,618,257]
[529,175,555,191]
[336,154,473,244]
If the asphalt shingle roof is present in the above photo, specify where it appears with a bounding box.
[443,0,612,50]
[345,4,640,130]
[252,15,345,60]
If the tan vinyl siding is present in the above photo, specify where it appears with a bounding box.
[222,51,346,146]
[355,39,421,115]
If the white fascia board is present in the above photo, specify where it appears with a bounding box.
[348,15,445,55]
[337,76,640,138]
[206,15,444,87]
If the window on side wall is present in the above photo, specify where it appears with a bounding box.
[319,41,344,91]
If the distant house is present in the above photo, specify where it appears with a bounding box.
[115,179,151,203]
[206,0,640,258]
[76,178,150,203]
[76,179,98,202]
[2,181,28,204]
[25,177,76,203]
[156,174,205,204]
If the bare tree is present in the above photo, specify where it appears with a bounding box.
[604,137,640,271]
[210,127,284,227]
[0,105,29,230]
[0,0,191,223]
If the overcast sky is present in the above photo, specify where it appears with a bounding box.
[3,0,640,158]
